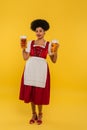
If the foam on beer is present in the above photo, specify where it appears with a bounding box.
[51,39,59,44]
[20,35,27,39]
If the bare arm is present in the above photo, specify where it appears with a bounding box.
[22,49,30,60]
[50,52,58,63]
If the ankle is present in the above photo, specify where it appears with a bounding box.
[38,113,42,119]
[32,112,36,114]
[38,112,42,116]
[31,112,37,118]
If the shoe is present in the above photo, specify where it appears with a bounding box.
[37,113,42,125]
[29,112,37,124]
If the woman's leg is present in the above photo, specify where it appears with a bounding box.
[37,105,43,125]
[38,105,42,114]
[29,102,37,124]
[31,102,36,113]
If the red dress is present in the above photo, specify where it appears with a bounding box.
[19,40,50,105]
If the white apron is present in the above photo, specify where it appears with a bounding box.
[24,57,47,88]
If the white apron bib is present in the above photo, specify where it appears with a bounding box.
[24,57,47,88]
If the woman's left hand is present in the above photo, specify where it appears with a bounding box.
[51,43,60,55]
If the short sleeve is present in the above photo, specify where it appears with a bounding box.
[25,41,32,53]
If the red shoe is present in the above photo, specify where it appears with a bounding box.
[37,113,42,125]
[29,112,37,124]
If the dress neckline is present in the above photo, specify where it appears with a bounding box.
[33,40,47,48]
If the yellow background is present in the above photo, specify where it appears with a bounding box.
[0,0,87,130]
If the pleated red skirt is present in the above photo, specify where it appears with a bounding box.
[19,66,50,105]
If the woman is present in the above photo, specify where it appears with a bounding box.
[19,19,59,125]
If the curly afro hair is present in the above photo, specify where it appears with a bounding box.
[30,19,50,31]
